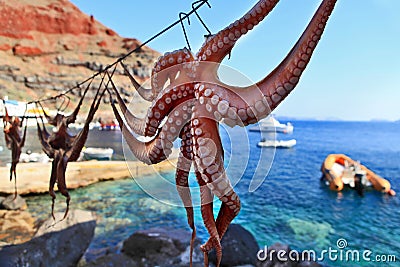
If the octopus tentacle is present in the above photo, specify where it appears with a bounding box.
[119,50,196,137]
[9,136,18,183]
[38,101,57,126]
[108,75,146,136]
[151,48,195,97]
[195,82,265,127]
[2,107,11,124]
[143,84,195,137]
[195,0,338,127]
[4,130,12,150]
[8,134,21,196]
[56,151,70,219]
[49,150,60,220]
[121,48,195,102]
[67,87,106,161]
[191,108,222,265]
[196,0,279,63]
[175,124,196,267]
[202,189,241,255]
[110,103,160,164]
[111,94,194,164]
[120,61,154,101]
[65,79,92,124]
[35,115,55,158]
[255,0,338,110]
[111,80,196,138]
[19,118,28,147]
[191,104,241,266]
[195,169,220,267]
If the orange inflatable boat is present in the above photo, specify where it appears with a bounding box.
[321,154,396,196]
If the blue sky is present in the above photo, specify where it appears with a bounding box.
[70,0,400,121]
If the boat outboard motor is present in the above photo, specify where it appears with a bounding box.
[354,172,365,197]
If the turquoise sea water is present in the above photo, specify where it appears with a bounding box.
[1,121,399,266]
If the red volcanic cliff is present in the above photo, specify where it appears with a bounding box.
[0,0,150,55]
[0,0,159,115]
[0,0,98,37]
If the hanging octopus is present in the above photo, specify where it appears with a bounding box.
[2,105,28,197]
[36,84,105,219]
[109,0,338,265]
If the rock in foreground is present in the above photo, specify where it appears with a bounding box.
[209,224,259,266]
[0,194,27,210]
[84,223,321,267]
[121,227,204,267]
[0,209,96,267]
[84,253,138,267]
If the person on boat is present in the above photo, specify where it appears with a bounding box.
[388,189,396,196]
[354,172,364,197]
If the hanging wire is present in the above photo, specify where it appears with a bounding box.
[26,0,211,105]
[180,0,213,51]
[179,12,192,51]
[192,0,212,37]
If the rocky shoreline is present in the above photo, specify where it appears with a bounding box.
[0,195,321,267]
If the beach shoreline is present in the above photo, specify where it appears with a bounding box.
[0,159,178,195]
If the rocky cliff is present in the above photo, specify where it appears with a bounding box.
[0,0,159,118]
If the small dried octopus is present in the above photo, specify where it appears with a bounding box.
[109,0,338,266]
[2,106,27,196]
[36,85,105,218]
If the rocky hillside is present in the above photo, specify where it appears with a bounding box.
[0,0,159,119]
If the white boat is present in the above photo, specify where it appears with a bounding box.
[249,116,293,134]
[257,139,296,148]
[20,152,50,163]
[83,147,114,161]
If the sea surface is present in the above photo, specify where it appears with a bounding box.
[1,121,399,266]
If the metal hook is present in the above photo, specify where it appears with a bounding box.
[55,95,65,113]
[192,0,212,37]
[60,94,70,113]
[179,12,192,51]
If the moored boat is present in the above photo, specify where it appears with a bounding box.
[249,116,293,134]
[83,147,114,161]
[321,154,396,196]
[257,139,296,148]
[20,151,50,163]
